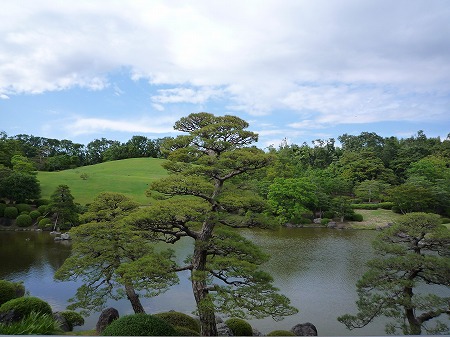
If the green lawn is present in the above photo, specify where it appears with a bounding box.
[348,208,404,229]
[37,158,167,205]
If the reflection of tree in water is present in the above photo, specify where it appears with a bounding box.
[0,232,72,279]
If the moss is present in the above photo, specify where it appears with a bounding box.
[0,280,24,306]
[101,314,177,336]
[225,318,253,336]
[0,296,53,318]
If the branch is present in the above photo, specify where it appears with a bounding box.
[417,308,450,324]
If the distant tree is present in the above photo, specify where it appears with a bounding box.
[331,196,354,222]
[388,184,434,214]
[354,179,390,203]
[49,185,79,227]
[0,172,40,203]
[338,213,450,335]
[55,192,178,314]
[10,154,36,173]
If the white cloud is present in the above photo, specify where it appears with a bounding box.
[151,87,224,105]
[0,93,9,99]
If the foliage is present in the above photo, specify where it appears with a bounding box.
[441,217,450,224]
[0,280,24,306]
[153,311,200,333]
[49,184,79,226]
[0,296,53,318]
[320,218,330,225]
[174,326,200,336]
[0,172,41,203]
[37,204,50,214]
[29,210,41,220]
[267,330,296,336]
[354,179,390,202]
[101,314,177,336]
[15,214,33,227]
[338,212,450,335]
[55,192,178,315]
[59,310,85,330]
[225,318,253,336]
[388,183,435,214]
[38,218,52,229]
[0,203,5,217]
[15,203,32,213]
[268,177,318,224]
[331,196,354,222]
[0,311,61,335]
[3,206,18,219]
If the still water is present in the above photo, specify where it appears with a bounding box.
[1,228,389,335]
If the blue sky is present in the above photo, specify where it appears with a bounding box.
[1,0,449,148]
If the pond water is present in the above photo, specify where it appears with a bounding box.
[0,228,393,335]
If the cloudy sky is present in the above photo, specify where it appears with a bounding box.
[1,0,449,148]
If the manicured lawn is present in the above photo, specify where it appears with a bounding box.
[348,208,404,229]
[37,158,167,205]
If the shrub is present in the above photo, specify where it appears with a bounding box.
[351,203,379,210]
[0,280,24,306]
[0,203,6,217]
[16,203,32,213]
[323,211,334,219]
[4,207,18,219]
[101,314,177,336]
[36,199,50,206]
[154,311,200,333]
[37,205,49,215]
[174,326,200,336]
[60,310,84,330]
[29,210,41,220]
[38,218,52,230]
[267,330,296,336]
[0,296,53,318]
[225,318,253,336]
[16,214,33,227]
[379,202,394,210]
[0,311,61,335]
[299,217,313,224]
[440,217,450,224]
[351,213,364,222]
[320,218,330,225]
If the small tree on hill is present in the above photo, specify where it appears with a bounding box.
[49,185,78,228]
[338,212,450,335]
[131,112,298,335]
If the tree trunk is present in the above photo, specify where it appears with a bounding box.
[124,283,146,314]
[191,223,217,336]
[404,286,421,335]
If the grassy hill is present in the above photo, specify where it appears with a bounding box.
[37,158,167,205]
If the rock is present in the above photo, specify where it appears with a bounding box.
[313,218,322,224]
[291,322,318,336]
[252,327,263,336]
[53,312,71,332]
[0,310,23,324]
[327,221,337,228]
[96,307,119,334]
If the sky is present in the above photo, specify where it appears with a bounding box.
[1,0,450,149]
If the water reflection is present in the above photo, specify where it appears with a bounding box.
[1,229,389,335]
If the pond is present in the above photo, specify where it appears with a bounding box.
[0,228,389,335]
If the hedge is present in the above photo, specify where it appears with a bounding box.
[0,280,24,306]
[16,203,32,213]
[0,296,53,318]
[267,330,296,336]
[16,214,33,227]
[4,207,18,219]
[154,311,200,333]
[101,314,177,336]
[225,318,253,336]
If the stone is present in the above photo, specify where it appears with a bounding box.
[327,221,337,228]
[96,307,119,334]
[291,322,318,336]
[252,327,263,336]
[313,218,322,224]
[53,312,71,332]
[0,310,23,324]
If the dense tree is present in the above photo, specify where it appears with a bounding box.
[0,172,40,203]
[354,179,390,203]
[10,154,36,173]
[388,184,435,214]
[338,213,450,335]
[49,185,79,228]
[55,192,178,314]
[132,113,297,335]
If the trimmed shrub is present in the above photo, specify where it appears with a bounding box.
[16,203,32,213]
[38,218,52,230]
[379,202,394,210]
[154,311,200,333]
[267,330,296,336]
[174,326,200,336]
[4,207,18,219]
[225,318,253,336]
[441,217,450,224]
[351,213,364,222]
[60,310,84,330]
[323,211,334,219]
[29,210,41,220]
[0,280,24,306]
[0,203,6,217]
[101,314,177,336]
[351,203,379,210]
[320,218,330,225]
[16,214,33,227]
[37,205,49,215]
[0,296,53,318]
[36,199,50,206]
[0,311,61,335]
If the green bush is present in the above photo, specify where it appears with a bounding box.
[101,314,177,336]
[0,311,61,335]
[0,280,24,306]
[267,330,296,336]
[440,217,450,224]
[16,214,33,227]
[154,311,200,333]
[174,326,200,336]
[38,218,52,229]
[0,203,6,217]
[351,203,379,210]
[351,213,364,222]
[29,210,41,220]
[36,199,50,206]
[60,310,85,330]
[323,211,334,219]
[16,203,32,213]
[37,205,49,214]
[379,202,394,210]
[225,318,253,336]
[320,218,330,225]
[0,296,53,318]
[4,207,18,219]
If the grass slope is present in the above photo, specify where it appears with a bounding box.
[37,158,167,205]
[348,208,404,229]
